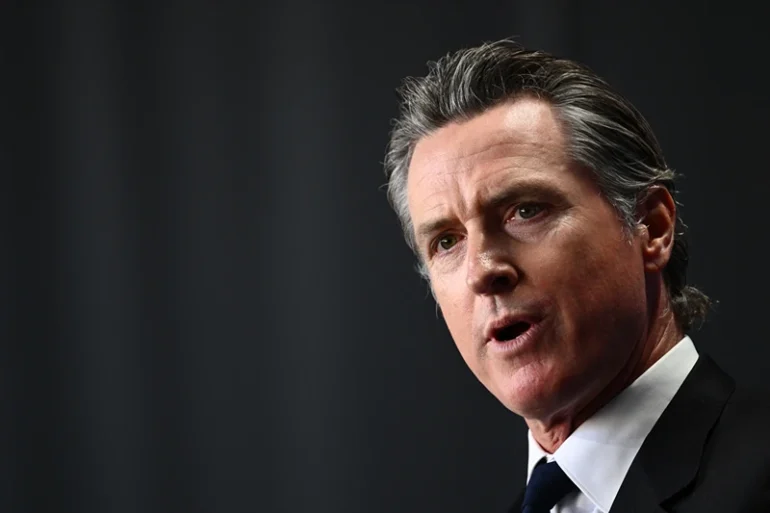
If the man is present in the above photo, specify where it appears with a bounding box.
[383,40,770,512]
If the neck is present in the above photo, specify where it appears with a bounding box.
[527,296,683,454]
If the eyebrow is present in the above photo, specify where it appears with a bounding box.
[413,179,563,247]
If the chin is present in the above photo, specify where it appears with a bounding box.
[490,373,559,419]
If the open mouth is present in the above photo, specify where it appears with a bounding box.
[493,321,532,342]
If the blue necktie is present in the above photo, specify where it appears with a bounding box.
[521,459,577,513]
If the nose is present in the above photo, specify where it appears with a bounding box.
[465,231,518,296]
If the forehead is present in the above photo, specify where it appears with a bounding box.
[407,98,568,219]
[414,98,562,162]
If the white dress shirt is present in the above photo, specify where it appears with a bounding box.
[525,336,699,513]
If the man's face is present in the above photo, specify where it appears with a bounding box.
[406,98,650,421]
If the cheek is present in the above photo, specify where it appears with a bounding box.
[433,279,479,364]
[527,227,645,334]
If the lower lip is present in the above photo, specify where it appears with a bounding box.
[487,320,544,356]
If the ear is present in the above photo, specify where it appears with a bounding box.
[636,186,676,273]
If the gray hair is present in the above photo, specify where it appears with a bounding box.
[383,39,710,332]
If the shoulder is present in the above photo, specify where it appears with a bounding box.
[684,381,770,510]
[686,352,770,444]
[669,351,770,444]
[690,353,770,464]
[706,382,770,456]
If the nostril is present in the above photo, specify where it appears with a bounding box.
[489,274,515,293]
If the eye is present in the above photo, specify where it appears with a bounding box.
[435,234,459,253]
[513,203,546,220]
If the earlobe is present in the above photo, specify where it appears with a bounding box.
[638,186,676,272]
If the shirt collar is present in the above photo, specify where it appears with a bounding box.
[526,336,699,512]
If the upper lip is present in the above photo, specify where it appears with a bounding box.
[484,312,541,342]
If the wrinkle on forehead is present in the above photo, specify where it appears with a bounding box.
[407,98,568,223]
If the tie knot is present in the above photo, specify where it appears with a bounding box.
[521,460,577,513]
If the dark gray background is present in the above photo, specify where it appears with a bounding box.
[4,2,769,512]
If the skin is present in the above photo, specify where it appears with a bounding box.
[406,97,683,453]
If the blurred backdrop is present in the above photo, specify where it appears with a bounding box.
[4,2,769,512]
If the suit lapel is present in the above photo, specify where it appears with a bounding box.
[610,354,735,512]
[607,463,669,513]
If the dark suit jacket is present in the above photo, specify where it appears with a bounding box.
[508,354,770,512]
